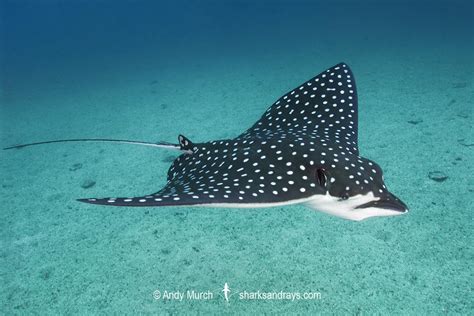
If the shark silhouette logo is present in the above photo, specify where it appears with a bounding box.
[222,283,231,302]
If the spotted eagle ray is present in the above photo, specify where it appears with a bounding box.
[4,63,408,221]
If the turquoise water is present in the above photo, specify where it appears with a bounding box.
[1,0,473,314]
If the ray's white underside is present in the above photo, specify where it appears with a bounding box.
[180,192,407,221]
[304,192,407,221]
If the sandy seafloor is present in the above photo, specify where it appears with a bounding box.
[1,1,473,314]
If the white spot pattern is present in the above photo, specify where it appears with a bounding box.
[80,63,398,210]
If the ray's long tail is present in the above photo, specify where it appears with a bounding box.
[3,138,181,151]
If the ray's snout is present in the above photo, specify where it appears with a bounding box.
[357,192,408,213]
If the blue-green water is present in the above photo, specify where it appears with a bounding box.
[1,0,472,314]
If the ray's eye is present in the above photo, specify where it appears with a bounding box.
[316,168,327,188]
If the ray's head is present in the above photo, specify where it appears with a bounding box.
[308,156,408,221]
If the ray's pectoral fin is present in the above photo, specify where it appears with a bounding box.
[77,194,193,207]
[77,180,213,207]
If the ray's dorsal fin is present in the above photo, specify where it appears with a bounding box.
[178,134,195,152]
[237,62,359,154]
[2,138,182,151]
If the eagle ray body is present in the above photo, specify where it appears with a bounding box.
[80,63,408,220]
[6,63,408,221]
